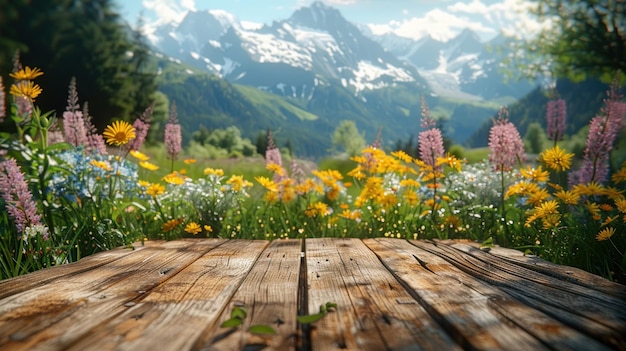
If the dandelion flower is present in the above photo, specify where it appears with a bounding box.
[163,172,185,185]
[103,121,136,146]
[596,227,615,241]
[10,81,42,101]
[139,161,159,171]
[185,222,202,235]
[204,167,224,176]
[9,66,44,81]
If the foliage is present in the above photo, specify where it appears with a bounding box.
[0,0,158,131]
[331,120,366,157]
[515,0,626,81]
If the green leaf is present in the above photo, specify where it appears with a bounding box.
[248,325,277,334]
[297,312,327,324]
[220,317,243,328]
[231,306,247,320]
[325,302,337,311]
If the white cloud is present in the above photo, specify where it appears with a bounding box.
[370,8,495,42]
[142,0,195,25]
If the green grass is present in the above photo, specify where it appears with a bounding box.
[463,147,490,164]
[234,85,318,122]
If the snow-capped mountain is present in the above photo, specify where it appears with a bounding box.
[363,27,535,100]
[146,2,427,98]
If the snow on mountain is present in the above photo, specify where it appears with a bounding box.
[147,1,426,97]
[365,27,535,100]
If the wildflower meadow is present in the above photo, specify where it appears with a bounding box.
[1,63,625,283]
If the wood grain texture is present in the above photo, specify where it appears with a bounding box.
[196,239,302,351]
[0,238,624,351]
[306,238,460,351]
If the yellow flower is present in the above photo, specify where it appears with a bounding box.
[183,158,196,165]
[554,190,580,205]
[204,167,224,176]
[162,218,183,232]
[266,163,285,176]
[520,166,550,183]
[90,159,113,171]
[204,225,213,233]
[586,201,602,221]
[391,150,413,163]
[138,180,150,187]
[10,81,43,101]
[139,161,159,171]
[596,227,615,241]
[163,172,186,185]
[146,183,165,197]
[9,66,44,81]
[604,187,624,201]
[574,182,605,197]
[129,150,150,161]
[255,176,278,192]
[400,179,421,188]
[601,215,618,227]
[103,121,136,146]
[184,222,202,235]
[304,202,330,218]
[540,145,574,172]
[525,200,560,227]
[227,175,252,191]
[612,163,626,184]
[616,199,626,213]
[436,153,462,172]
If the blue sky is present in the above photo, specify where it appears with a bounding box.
[114,0,540,42]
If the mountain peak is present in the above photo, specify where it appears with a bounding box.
[289,1,346,29]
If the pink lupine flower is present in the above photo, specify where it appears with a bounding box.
[420,95,436,129]
[576,82,626,184]
[82,102,107,154]
[164,102,181,159]
[0,76,5,122]
[488,106,525,172]
[62,78,88,147]
[129,103,154,151]
[418,97,444,170]
[418,128,445,170]
[0,158,42,234]
[546,98,566,141]
[265,130,286,183]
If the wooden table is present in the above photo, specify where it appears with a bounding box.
[1,238,625,350]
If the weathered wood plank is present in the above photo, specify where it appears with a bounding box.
[0,239,225,351]
[65,240,269,351]
[445,240,626,299]
[0,241,153,300]
[306,238,460,351]
[411,240,626,350]
[365,238,611,351]
[195,239,302,351]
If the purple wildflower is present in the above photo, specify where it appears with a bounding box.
[164,102,181,160]
[62,79,88,147]
[265,130,286,183]
[576,82,626,184]
[129,102,154,151]
[420,95,436,129]
[488,106,525,172]
[0,76,5,122]
[0,158,42,234]
[418,128,445,170]
[546,98,566,141]
[82,102,107,154]
[417,97,444,169]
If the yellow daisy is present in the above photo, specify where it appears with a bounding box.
[539,145,574,172]
[162,218,183,232]
[204,167,224,176]
[139,161,159,171]
[184,222,202,235]
[9,66,44,81]
[90,159,112,171]
[146,183,165,197]
[103,121,136,146]
[163,172,186,185]
[129,150,150,161]
[596,227,615,241]
[520,166,550,183]
[10,81,42,101]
